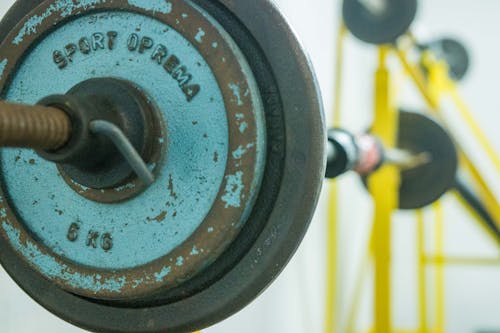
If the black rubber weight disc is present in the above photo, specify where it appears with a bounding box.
[425,38,470,81]
[343,0,418,44]
[398,111,458,210]
[0,0,325,332]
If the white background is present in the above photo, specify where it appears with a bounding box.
[0,1,499,332]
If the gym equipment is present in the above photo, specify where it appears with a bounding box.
[326,15,500,333]
[343,0,418,44]
[0,1,325,332]
[422,38,470,81]
[395,111,458,210]
[0,1,486,332]
[454,176,500,239]
[327,111,459,210]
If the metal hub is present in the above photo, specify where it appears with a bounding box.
[37,77,164,196]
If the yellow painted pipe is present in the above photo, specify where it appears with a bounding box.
[416,210,428,333]
[368,47,400,333]
[325,22,348,333]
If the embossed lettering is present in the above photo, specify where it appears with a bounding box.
[172,66,192,87]
[138,36,154,53]
[107,31,118,50]
[53,50,67,69]
[67,223,80,242]
[163,55,180,73]
[127,33,139,51]
[92,33,105,50]
[163,55,200,101]
[86,231,99,248]
[151,44,168,64]
[64,43,77,62]
[79,37,91,54]
[101,233,113,252]
[67,227,114,252]
[183,85,201,102]
[51,31,201,101]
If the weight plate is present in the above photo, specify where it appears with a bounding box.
[397,111,458,210]
[343,0,418,45]
[424,37,470,81]
[0,0,267,301]
[0,0,325,332]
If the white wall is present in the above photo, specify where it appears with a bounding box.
[0,1,499,332]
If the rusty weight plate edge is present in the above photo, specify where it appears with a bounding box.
[0,0,326,332]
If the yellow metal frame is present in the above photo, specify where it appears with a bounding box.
[324,22,348,333]
[395,47,500,227]
[325,26,500,333]
[368,47,400,333]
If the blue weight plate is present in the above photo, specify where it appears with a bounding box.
[0,0,266,300]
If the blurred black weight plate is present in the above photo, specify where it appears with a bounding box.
[343,0,418,44]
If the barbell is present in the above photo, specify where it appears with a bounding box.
[0,1,461,332]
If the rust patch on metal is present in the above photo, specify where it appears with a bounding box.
[167,174,178,200]
[146,211,167,223]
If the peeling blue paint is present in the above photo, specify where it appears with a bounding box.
[2,221,127,293]
[228,83,243,106]
[190,246,200,255]
[212,42,218,48]
[154,266,171,282]
[221,171,244,208]
[207,227,214,233]
[232,145,247,159]
[69,179,90,191]
[176,256,184,266]
[114,183,136,192]
[132,278,144,288]
[14,0,174,45]
[239,122,248,133]
[232,143,256,160]
[195,28,205,43]
[127,0,172,14]
[13,0,105,45]
[0,59,7,80]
